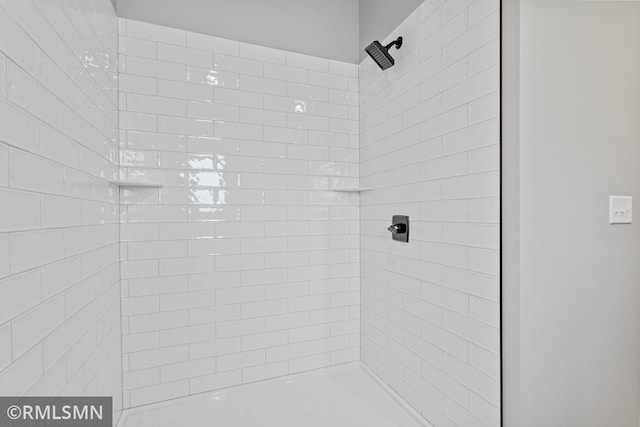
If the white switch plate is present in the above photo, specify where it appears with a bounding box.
[609,196,632,224]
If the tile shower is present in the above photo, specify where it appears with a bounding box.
[359,3,500,425]
[0,0,122,421]
[118,18,361,407]
[0,0,499,426]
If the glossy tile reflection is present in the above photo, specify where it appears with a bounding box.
[119,18,360,409]
[188,171,232,187]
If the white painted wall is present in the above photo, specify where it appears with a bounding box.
[116,0,360,63]
[118,18,361,408]
[116,0,432,64]
[359,0,500,425]
[0,0,122,421]
[504,0,640,425]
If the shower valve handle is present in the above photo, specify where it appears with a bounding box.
[387,223,406,234]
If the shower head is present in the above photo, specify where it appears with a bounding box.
[364,36,403,70]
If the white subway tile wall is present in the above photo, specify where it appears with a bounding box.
[118,19,360,408]
[359,0,500,426]
[0,0,122,420]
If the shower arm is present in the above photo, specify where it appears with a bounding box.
[384,37,403,51]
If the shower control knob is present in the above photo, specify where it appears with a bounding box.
[388,215,409,242]
[387,224,406,234]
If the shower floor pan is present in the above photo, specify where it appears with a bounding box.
[118,362,430,427]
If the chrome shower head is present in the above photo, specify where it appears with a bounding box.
[364,36,403,70]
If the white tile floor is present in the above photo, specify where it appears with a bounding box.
[118,363,430,427]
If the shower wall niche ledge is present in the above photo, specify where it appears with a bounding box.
[332,188,374,193]
[109,180,164,188]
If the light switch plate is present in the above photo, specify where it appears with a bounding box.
[609,196,632,224]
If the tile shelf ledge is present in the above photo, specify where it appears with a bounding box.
[332,188,375,193]
[109,180,164,188]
